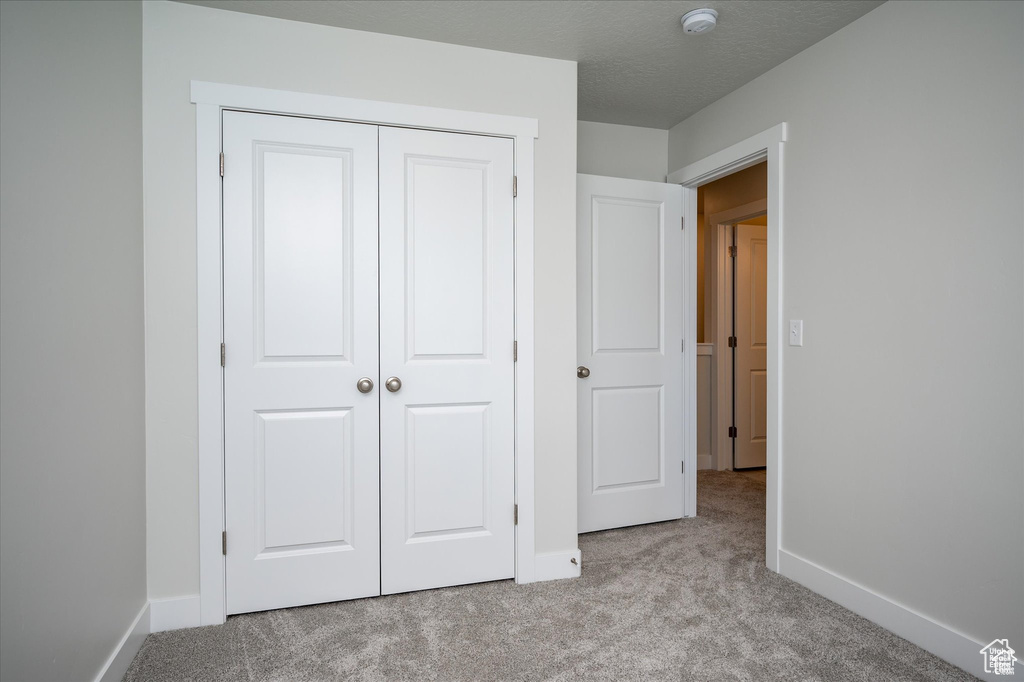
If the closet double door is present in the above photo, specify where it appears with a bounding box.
[222,111,516,615]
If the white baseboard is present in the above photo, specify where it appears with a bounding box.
[94,602,149,682]
[150,595,202,633]
[534,549,582,582]
[779,550,1020,680]
[697,453,714,470]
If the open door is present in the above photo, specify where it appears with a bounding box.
[577,174,687,533]
[733,222,768,469]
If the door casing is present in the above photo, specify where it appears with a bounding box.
[193,81,539,626]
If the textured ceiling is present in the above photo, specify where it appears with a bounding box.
[177,0,883,129]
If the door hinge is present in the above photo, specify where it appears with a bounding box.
[514,503,518,525]
[728,426,737,438]
[221,531,227,555]
[681,460,685,473]
[513,176,517,198]
[513,340,518,362]
[220,343,226,367]
[681,216,685,230]
[728,336,737,348]
[219,152,225,178]
[681,338,685,352]
[728,245,737,258]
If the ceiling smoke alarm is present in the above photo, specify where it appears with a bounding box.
[681,8,719,34]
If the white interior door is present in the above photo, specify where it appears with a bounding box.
[223,111,380,614]
[734,223,768,469]
[378,127,516,594]
[577,174,685,534]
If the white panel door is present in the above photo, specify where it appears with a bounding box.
[378,127,515,594]
[223,111,380,614]
[734,223,768,469]
[577,174,685,533]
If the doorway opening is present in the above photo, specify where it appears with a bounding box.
[697,163,768,481]
[668,122,786,571]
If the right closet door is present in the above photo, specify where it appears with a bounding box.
[378,127,517,595]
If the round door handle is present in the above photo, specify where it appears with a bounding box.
[356,377,374,393]
[577,366,590,379]
[385,376,402,392]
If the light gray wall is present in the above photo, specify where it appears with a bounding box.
[142,0,578,599]
[0,2,147,680]
[669,0,1023,647]
[578,121,668,182]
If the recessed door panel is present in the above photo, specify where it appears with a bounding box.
[379,127,515,595]
[406,160,488,360]
[406,404,489,539]
[750,372,767,439]
[577,174,685,534]
[259,147,352,362]
[257,409,352,553]
[593,386,663,491]
[593,198,662,354]
[223,111,380,614]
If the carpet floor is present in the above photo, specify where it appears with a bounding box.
[124,471,974,681]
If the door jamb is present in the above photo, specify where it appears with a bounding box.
[192,81,539,625]
[668,123,786,572]
[706,200,768,472]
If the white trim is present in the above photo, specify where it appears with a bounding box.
[196,101,225,627]
[779,550,1014,680]
[190,82,539,141]
[683,185,698,517]
[696,344,714,471]
[514,138,537,584]
[670,122,786,572]
[150,595,202,633]
[93,602,149,682]
[194,81,539,624]
[667,124,785,186]
[534,549,583,582]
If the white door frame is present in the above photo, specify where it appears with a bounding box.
[707,200,768,472]
[668,123,786,572]
[192,81,539,625]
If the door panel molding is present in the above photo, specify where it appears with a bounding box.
[194,81,540,626]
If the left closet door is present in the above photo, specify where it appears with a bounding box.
[223,111,380,614]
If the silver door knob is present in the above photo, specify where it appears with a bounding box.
[385,376,402,392]
[577,366,590,379]
[356,377,374,393]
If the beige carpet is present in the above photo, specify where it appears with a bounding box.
[124,472,974,681]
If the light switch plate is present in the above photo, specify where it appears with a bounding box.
[789,320,804,347]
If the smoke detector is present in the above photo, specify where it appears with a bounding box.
[681,8,718,34]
